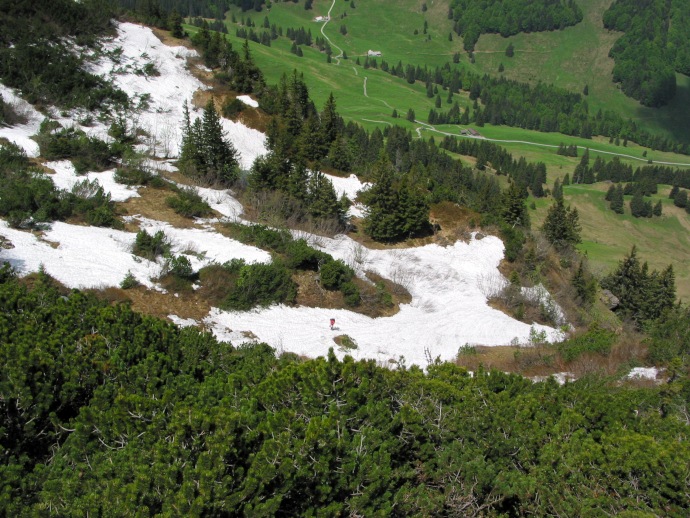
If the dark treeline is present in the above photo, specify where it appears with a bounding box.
[604,0,690,107]
[1,268,689,516]
[449,0,583,51]
[113,0,233,19]
[440,136,548,199]
[377,57,689,153]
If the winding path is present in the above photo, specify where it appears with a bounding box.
[320,0,344,65]
[414,121,690,167]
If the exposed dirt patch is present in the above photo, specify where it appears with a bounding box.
[455,345,565,377]
[121,285,211,323]
[118,185,207,229]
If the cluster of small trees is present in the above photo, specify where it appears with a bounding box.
[601,246,676,324]
[179,100,239,186]
[192,27,265,93]
[556,143,578,157]
[360,156,430,242]
[669,185,690,215]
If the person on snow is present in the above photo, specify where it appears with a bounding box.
[330,318,336,330]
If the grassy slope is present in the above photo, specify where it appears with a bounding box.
[531,185,690,300]
[197,0,690,297]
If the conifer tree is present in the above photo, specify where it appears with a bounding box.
[541,198,581,248]
[362,157,401,242]
[610,184,624,214]
[501,183,530,228]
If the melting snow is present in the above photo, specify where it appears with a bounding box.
[626,367,660,381]
[0,83,44,157]
[45,160,140,202]
[236,95,259,108]
[207,233,563,367]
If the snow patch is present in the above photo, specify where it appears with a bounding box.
[168,315,199,327]
[0,82,43,157]
[236,95,259,108]
[206,233,564,367]
[626,367,660,381]
[45,160,140,202]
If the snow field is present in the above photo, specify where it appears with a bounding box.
[206,233,564,367]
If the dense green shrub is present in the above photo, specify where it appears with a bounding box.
[341,280,361,307]
[164,254,194,279]
[38,126,115,173]
[1,268,690,516]
[221,97,246,119]
[285,238,330,270]
[133,229,171,260]
[223,260,297,310]
[114,165,168,188]
[235,223,292,252]
[165,187,213,218]
[0,144,119,228]
[558,325,616,362]
[320,259,354,290]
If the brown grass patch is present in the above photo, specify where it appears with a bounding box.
[294,270,346,308]
[455,345,563,377]
[118,186,205,229]
[122,284,211,323]
[151,28,195,50]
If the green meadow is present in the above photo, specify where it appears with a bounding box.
[531,184,690,300]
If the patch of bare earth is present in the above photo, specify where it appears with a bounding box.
[116,285,210,323]
[118,185,207,229]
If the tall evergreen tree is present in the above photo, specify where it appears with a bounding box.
[541,198,581,248]
[610,184,624,214]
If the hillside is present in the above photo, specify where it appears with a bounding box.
[2,3,690,515]
[0,21,561,366]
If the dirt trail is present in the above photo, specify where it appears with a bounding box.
[320,0,344,65]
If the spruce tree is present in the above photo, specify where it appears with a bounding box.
[501,183,530,228]
[541,198,581,248]
[200,99,239,186]
[610,184,624,214]
[673,189,688,208]
[630,190,647,217]
[362,157,401,241]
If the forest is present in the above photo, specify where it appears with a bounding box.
[604,0,690,107]
[449,0,583,51]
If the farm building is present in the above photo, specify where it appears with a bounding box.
[367,50,382,57]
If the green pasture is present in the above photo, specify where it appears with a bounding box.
[530,183,690,299]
